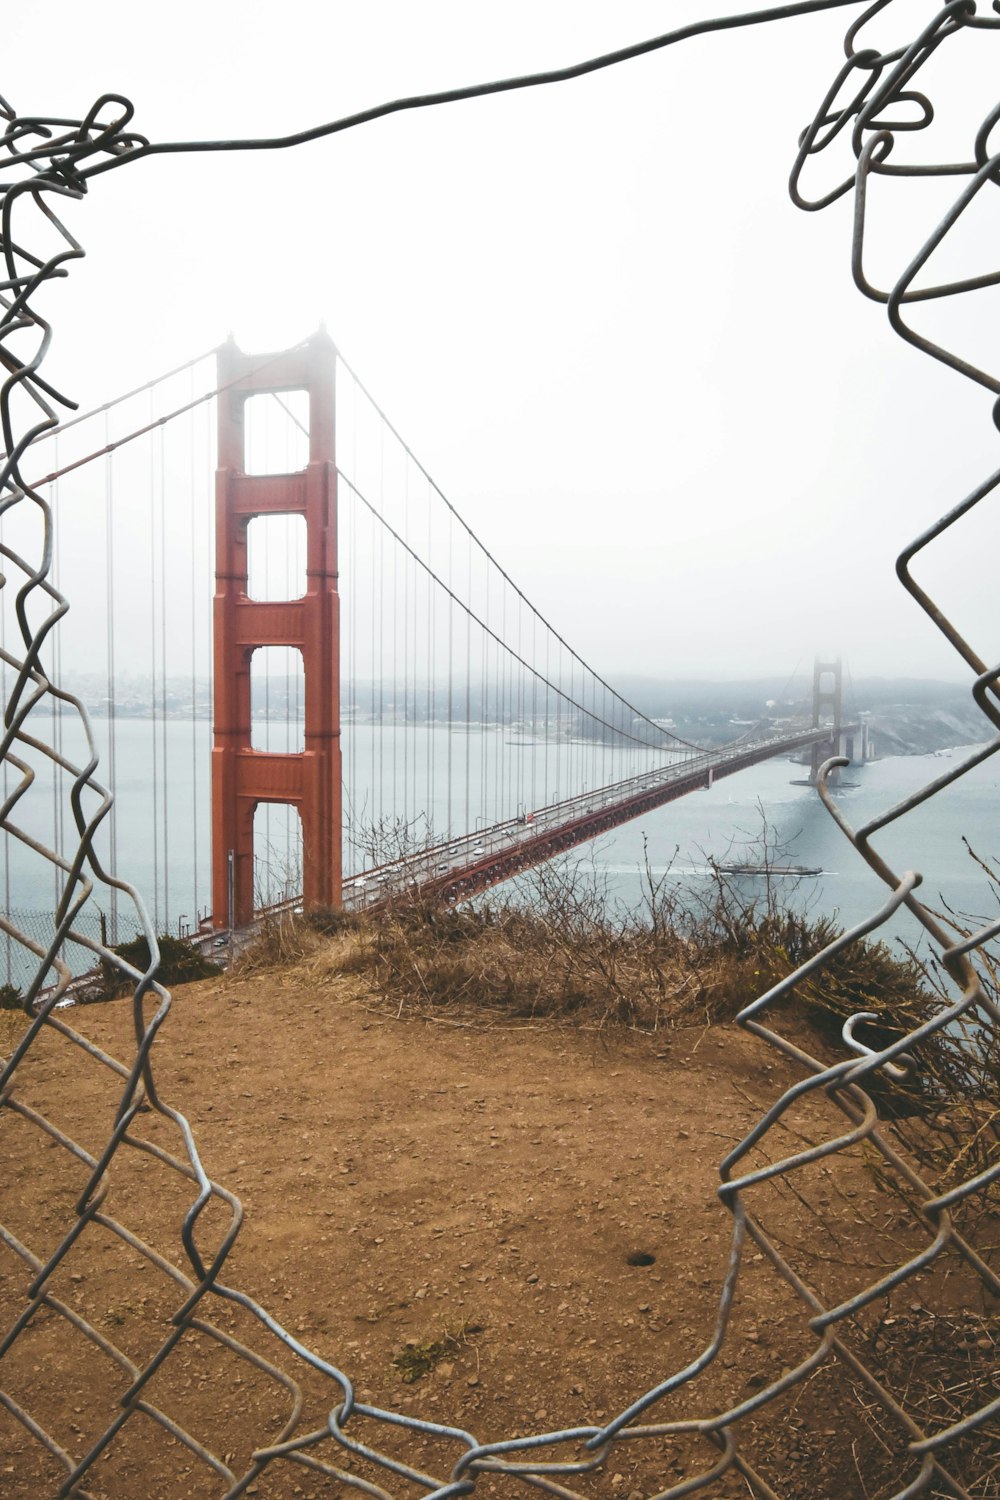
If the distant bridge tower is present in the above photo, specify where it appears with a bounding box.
[809,658,842,785]
[212,331,341,928]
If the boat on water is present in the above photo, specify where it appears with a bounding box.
[715,862,822,877]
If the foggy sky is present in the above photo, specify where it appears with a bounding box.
[9,1,1000,685]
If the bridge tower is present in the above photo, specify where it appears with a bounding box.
[809,658,842,785]
[212,331,341,928]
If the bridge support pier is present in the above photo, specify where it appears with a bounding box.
[212,331,341,928]
[838,719,872,764]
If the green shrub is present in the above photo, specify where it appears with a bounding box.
[0,982,23,1011]
[102,933,222,996]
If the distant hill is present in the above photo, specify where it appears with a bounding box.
[608,675,986,756]
[58,668,988,755]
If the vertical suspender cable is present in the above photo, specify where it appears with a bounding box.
[0,504,9,983]
[604,681,610,793]
[414,490,420,824]
[51,439,63,916]
[409,504,416,831]
[103,425,119,940]
[378,480,385,841]
[392,454,399,832]
[205,386,215,926]
[447,511,453,839]
[349,374,359,875]
[555,641,562,805]
[285,411,293,894]
[402,459,409,834]
[148,393,160,931]
[570,652,576,797]
[516,594,523,818]
[295,423,303,895]
[189,366,199,929]
[377,426,385,840]
[531,611,538,815]
[500,582,507,820]
[465,529,471,842]
[482,562,489,828]
[159,422,170,930]
[591,667,597,794]
[496,585,503,818]
[543,627,550,808]
[426,476,433,833]
[369,489,376,859]
[262,412,271,899]
[296,441,304,892]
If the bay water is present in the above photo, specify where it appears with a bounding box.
[5,717,998,989]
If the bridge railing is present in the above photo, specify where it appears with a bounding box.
[342,722,856,908]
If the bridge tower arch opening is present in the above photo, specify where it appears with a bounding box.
[253,800,304,911]
[212,330,341,928]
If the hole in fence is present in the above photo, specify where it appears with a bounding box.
[244,389,309,475]
[250,646,305,754]
[626,1250,656,1267]
[247,513,307,601]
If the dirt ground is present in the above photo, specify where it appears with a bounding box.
[0,962,994,1499]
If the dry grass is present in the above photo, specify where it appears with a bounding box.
[302,871,932,1039]
[0,1006,27,1054]
[854,1308,1000,1499]
[334,892,701,1030]
[221,869,1000,1497]
[390,1320,484,1385]
[240,864,995,1230]
[230,910,328,977]
[5,863,997,1497]
[232,861,999,1248]
[309,874,998,1494]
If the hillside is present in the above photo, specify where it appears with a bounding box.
[1,932,995,1500]
[609,675,988,754]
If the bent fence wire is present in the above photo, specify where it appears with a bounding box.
[1,4,999,1497]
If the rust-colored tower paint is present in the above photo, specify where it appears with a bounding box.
[212,331,341,927]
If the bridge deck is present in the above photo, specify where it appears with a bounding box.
[343,724,855,910]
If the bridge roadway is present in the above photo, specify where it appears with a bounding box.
[342,723,857,910]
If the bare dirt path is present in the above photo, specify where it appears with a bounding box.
[0,966,974,1498]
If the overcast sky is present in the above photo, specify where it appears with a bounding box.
[9,1,1000,684]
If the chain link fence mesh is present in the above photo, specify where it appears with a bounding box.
[2,4,999,1496]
